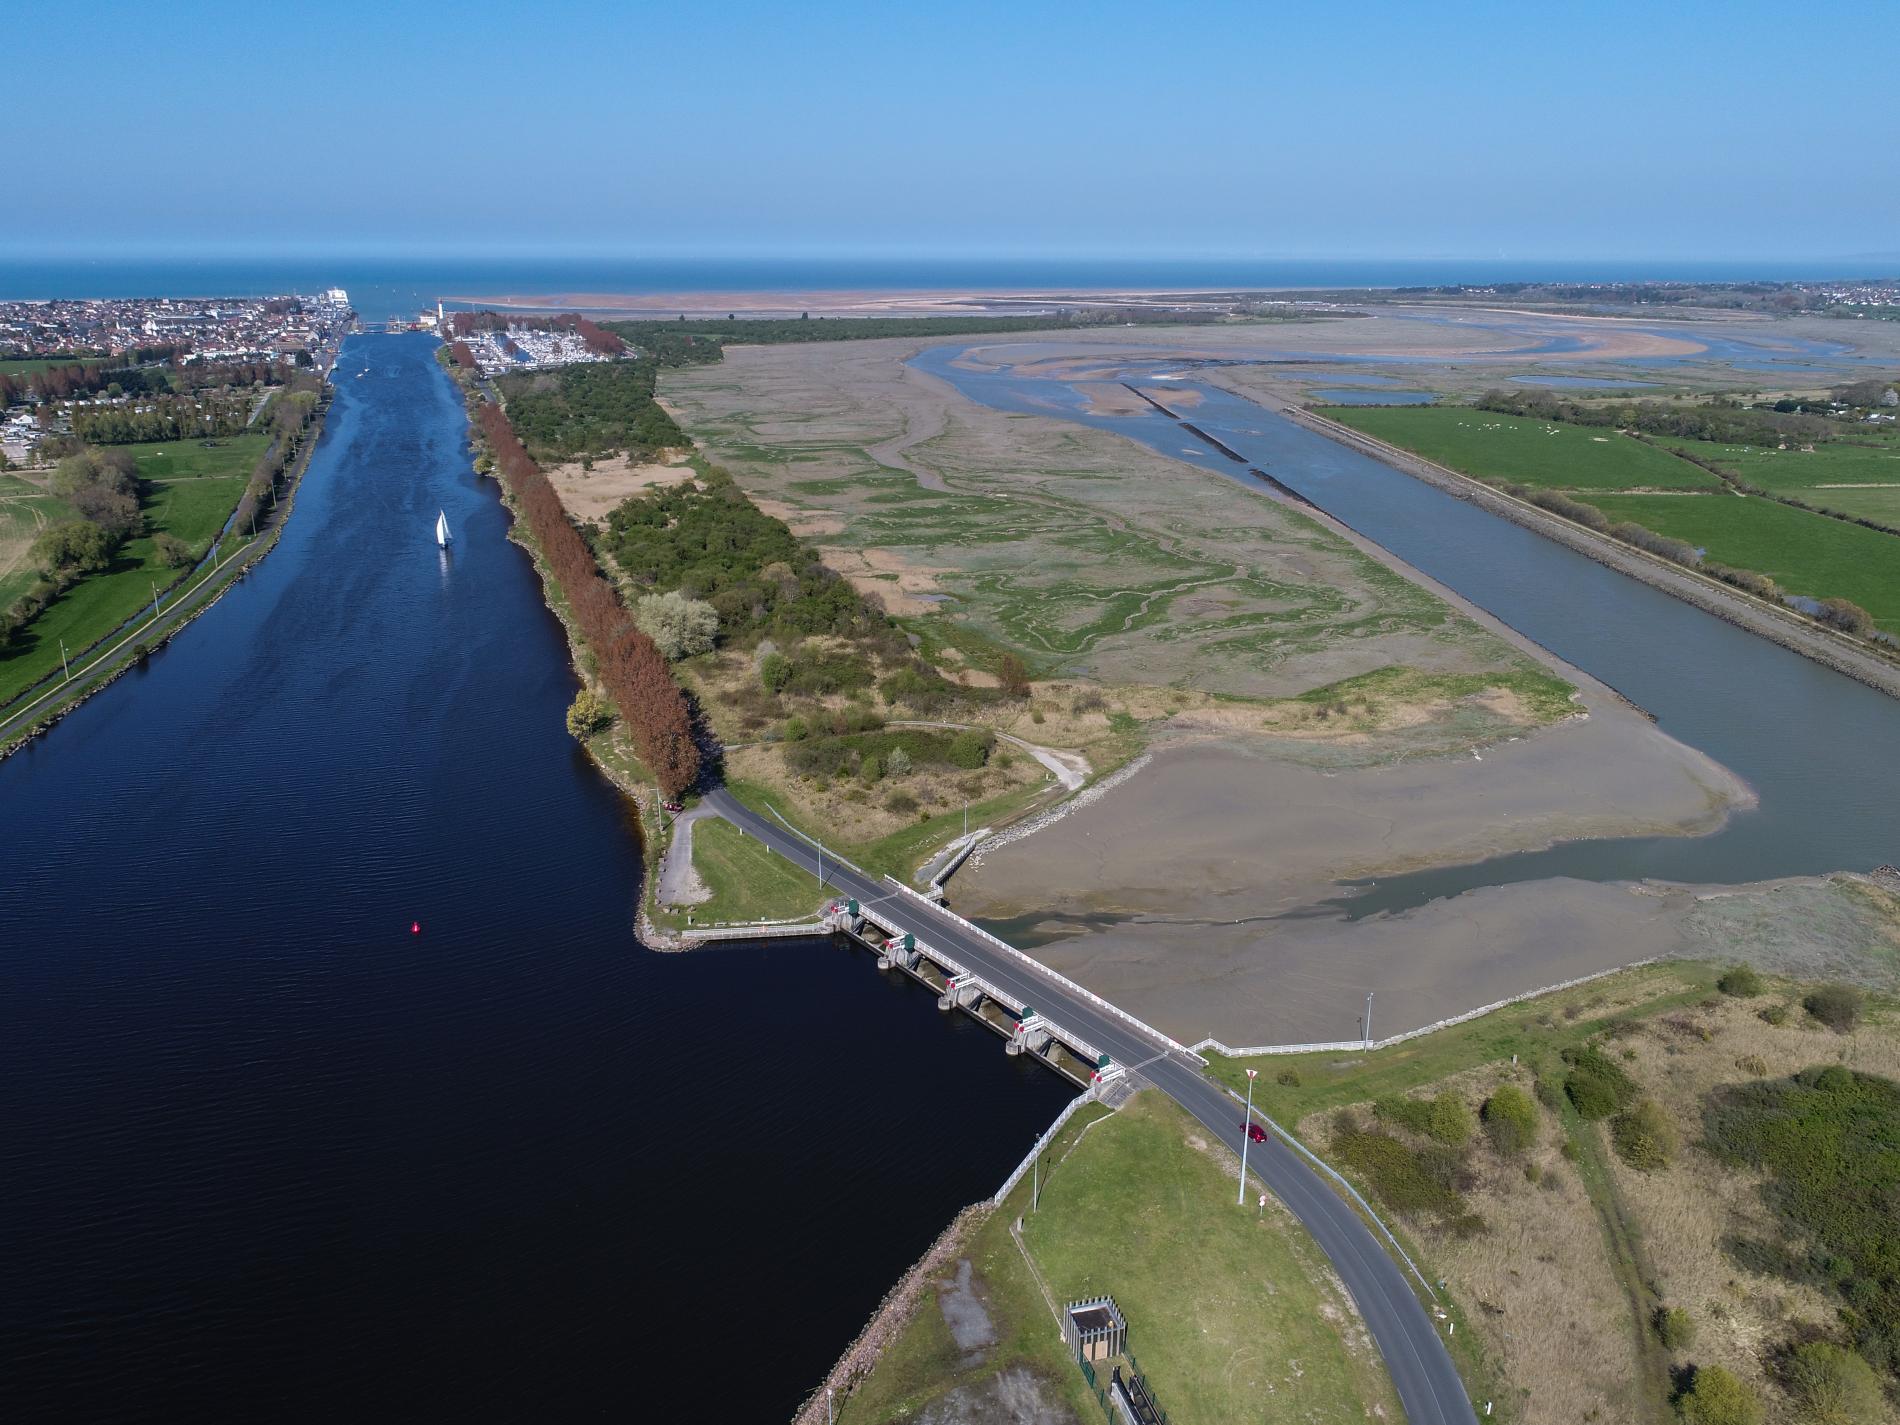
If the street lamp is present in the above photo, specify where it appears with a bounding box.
[1237,1068,1258,1205]
[827,1386,834,1424]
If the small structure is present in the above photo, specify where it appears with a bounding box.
[1063,1296,1127,1364]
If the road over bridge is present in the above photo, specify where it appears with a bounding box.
[703,787,1477,1425]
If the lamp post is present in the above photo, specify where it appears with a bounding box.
[1363,991,1375,1051]
[826,1386,834,1424]
[1237,1068,1258,1206]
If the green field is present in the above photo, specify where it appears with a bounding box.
[679,815,826,924]
[837,1091,1398,1423]
[0,435,267,705]
[1583,492,1900,633]
[1657,437,1900,526]
[0,475,76,607]
[1323,406,1719,492]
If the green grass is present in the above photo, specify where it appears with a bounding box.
[838,1092,1398,1423]
[1657,438,1900,527]
[724,772,1058,885]
[680,816,827,925]
[1324,406,1720,492]
[1581,493,1900,633]
[1206,962,1714,1134]
[1286,662,1578,723]
[0,435,267,705]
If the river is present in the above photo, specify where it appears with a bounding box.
[912,344,1900,912]
[0,333,1072,1421]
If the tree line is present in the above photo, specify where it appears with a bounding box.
[1475,387,1837,447]
[493,360,685,462]
[71,393,256,445]
[475,401,700,796]
[602,313,1082,367]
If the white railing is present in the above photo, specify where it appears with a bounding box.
[882,878,1205,1063]
[993,1091,1094,1203]
[1190,960,1657,1058]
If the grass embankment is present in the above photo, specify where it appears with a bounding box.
[1209,955,1900,1423]
[679,816,827,926]
[1656,437,1900,526]
[0,435,268,704]
[837,1092,1398,1424]
[1324,403,1900,640]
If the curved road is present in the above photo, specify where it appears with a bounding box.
[704,787,1476,1425]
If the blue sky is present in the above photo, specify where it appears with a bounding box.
[12,0,1897,260]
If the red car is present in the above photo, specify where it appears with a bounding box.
[1243,1122,1268,1144]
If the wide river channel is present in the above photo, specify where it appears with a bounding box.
[913,343,1900,910]
[0,333,1072,1421]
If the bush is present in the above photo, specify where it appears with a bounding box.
[759,651,790,694]
[883,790,918,816]
[1564,1044,1639,1121]
[1611,1100,1679,1171]
[886,747,912,777]
[564,688,612,740]
[997,652,1031,698]
[1803,984,1863,1033]
[1654,1306,1696,1351]
[1427,1094,1474,1147]
[860,755,883,785]
[1782,1341,1884,1425]
[153,531,193,568]
[634,590,720,660]
[1329,1114,1468,1220]
[783,715,809,742]
[1675,1364,1761,1425]
[1717,964,1765,998]
[1482,1084,1539,1156]
[1373,1095,1435,1136]
[1275,1068,1301,1087]
[947,729,992,769]
[1760,1003,1790,1027]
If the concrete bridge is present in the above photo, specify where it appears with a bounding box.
[700,786,1477,1425]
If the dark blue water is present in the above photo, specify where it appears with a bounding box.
[913,344,1900,912]
[0,333,1071,1421]
[6,255,1897,323]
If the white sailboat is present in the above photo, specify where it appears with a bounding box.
[434,509,451,548]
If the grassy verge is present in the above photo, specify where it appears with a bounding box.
[724,771,1057,885]
[672,816,827,926]
[1205,961,1715,1127]
[838,1091,1399,1423]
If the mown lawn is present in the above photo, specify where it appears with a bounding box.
[681,815,827,925]
[0,435,266,705]
[1323,406,1719,492]
[838,1091,1398,1423]
[1582,492,1900,633]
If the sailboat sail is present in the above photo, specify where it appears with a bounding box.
[435,510,450,547]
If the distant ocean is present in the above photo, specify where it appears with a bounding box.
[1,255,1893,324]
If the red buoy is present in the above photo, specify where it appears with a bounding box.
[411,921,420,935]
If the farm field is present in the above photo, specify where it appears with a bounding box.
[1321,406,1719,492]
[1658,436,1900,526]
[0,474,75,608]
[835,1091,1399,1425]
[0,435,265,705]
[1582,492,1900,633]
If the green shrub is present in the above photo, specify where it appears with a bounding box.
[1611,1100,1679,1171]
[1534,1076,1565,1113]
[1373,1095,1436,1136]
[1782,1340,1884,1425]
[885,747,912,778]
[1564,1044,1639,1121]
[1676,1364,1760,1425]
[1760,1003,1790,1027]
[883,790,918,816]
[1329,1114,1470,1221]
[565,688,612,740]
[860,756,883,785]
[1427,1094,1474,1147]
[1275,1068,1301,1087]
[783,715,809,742]
[1717,964,1765,997]
[1654,1305,1696,1351]
[759,652,791,694]
[1482,1084,1539,1156]
[1735,1055,1768,1077]
[947,729,992,768]
[1803,984,1863,1033]
[1704,1067,1900,1375]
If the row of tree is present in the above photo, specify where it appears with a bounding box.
[475,402,700,796]
[1475,388,1835,447]
[71,393,255,445]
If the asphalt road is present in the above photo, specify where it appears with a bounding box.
[703,788,1477,1425]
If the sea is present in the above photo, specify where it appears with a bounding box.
[1,255,1893,323]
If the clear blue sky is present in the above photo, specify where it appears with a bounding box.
[13,0,1896,261]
